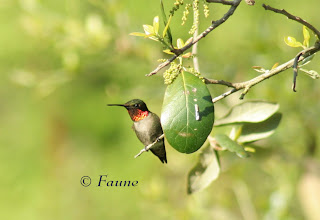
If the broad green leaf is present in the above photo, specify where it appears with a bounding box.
[284,36,303,48]
[161,72,214,154]
[215,101,279,126]
[215,134,249,158]
[153,16,159,35]
[237,113,282,143]
[129,32,147,37]
[143,24,155,35]
[303,26,310,48]
[187,144,220,194]
[177,38,184,49]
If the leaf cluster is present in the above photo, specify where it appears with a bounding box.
[187,101,282,193]
[284,26,319,79]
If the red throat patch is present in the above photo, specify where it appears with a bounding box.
[128,109,149,122]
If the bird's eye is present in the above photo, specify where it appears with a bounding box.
[134,104,139,107]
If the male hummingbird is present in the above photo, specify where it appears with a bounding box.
[108,99,167,163]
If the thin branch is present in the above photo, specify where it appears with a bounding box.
[146,56,178,76]
[212,88,237,103]
[206,0,235,5]
[206,44,320,102]
[204,78,235,87]
[146,0,242,76]
[262,4,320,40]
[263,3,320,91]
[206,3,320,102]
[207,0,254,6]
[134,134,165,158]
[192,26,200,72]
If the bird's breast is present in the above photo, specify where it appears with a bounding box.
[133,113,163,145]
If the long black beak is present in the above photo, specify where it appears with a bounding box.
[107,104,125,107]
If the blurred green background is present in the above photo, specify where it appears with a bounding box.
[1,0,320,219]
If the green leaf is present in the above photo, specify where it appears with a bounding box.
[144,34,159,41]
[252,66,266,73]
[215,134,249,158]
[163,49,174,55]
[215,101,279,126]
[300,54,315,66]
[143,24,155,35]
[284,36,303,48]
[160,0,172,44]
[129,32,147,37]
[300,68,320,79]
[303,26,310,48]
[229,125,242,141]
[177,38,184,49]
[244,147,255,153]
[271,62,279,70]
[237,113,282,143]
[162,15,172,39]
[185,37,193,45]
[181,52,192,58]
[161,72,214,154]
[153,16,159,35]
[187,144,220,194]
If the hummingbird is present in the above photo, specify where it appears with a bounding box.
[108,99,167,163]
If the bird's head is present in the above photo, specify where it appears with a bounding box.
[108,99,149,121]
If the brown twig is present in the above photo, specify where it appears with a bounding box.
[146,0,242,76]
[263,4,320,91]
[207,4,320,102]
[211,88,238,103]
[134,134,165,158]
[206,0,235,5]
[207,0,254,6]
[206,44,320,102]
[204,78,235,87]
[262,4,320,40]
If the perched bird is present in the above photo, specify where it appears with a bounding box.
[108,99,167,163]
